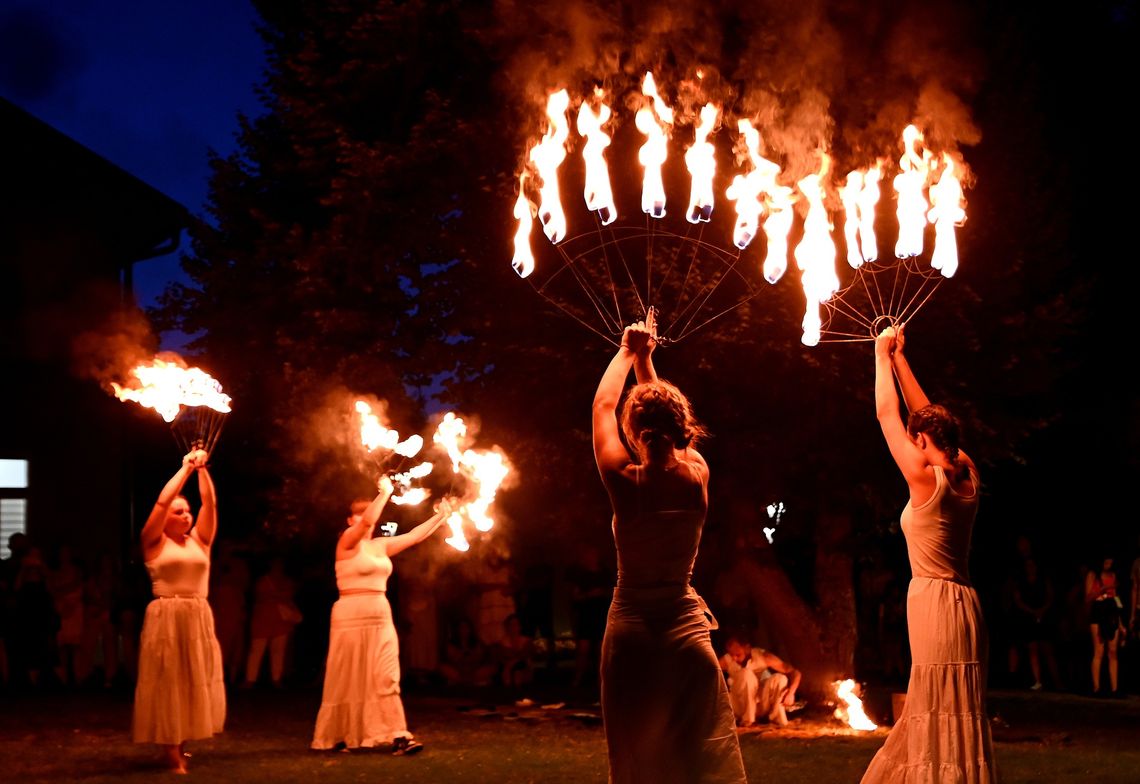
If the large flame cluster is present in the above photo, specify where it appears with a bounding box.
[112,356,232,423]
[512,74,968,346]
[355,403,513,552]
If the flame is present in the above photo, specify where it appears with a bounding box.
[839,170,864,269]
[394,434,423,458]
[530,89,571,244]
[111,357,232,423]
[354,400,400,452]
[833,679,878,731]
[795,156,839,301]
[390,461,432,505]
[893,125,931,259]
[636,72,674,218]
[576,88,617,226]
[444,511,470,552]
[684,103,719,224]
[726,120,764,249]
[857,165,882,263]
[927,153,965,278]
[511,171,536,278]
[431,412,514,549]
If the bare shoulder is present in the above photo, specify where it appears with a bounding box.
[684,448,709,476]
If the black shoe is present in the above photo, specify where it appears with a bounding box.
[391,737,424,756]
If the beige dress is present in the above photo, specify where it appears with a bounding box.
[601,463,746,784]
[311,540,411,749]
[861,465,998,783]
[132,536,226,744]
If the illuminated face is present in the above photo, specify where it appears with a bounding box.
[165,497,194,536]
[347,503,369,528]
[726,640,749,664]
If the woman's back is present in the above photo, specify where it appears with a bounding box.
[611,458,706,591]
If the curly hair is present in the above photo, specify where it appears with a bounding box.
[620,379,707,456]
[907,404,961,462]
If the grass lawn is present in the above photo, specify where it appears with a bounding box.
[1,685,1137,782]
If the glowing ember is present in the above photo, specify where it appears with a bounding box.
[530,89,571,244]
[511,171,536,278]
[576,88,617,226]
[927,153,965,278]
[893,125,931,259]
[833,679,878,731]
[111,357,232,423]
[684,103,719,224]
[636,72,674,218]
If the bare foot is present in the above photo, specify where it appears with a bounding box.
[163,746,188,774]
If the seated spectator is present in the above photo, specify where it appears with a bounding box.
[439,617,497,687]
[718,633,801,727]
[494,613,534,688]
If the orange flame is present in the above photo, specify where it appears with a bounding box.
[684,103,719,224]
[111,357,231,423]
[355,400,400,452]
[576,88,617,226]
[431,412,514,549]
[893,125,931,259]
[530,89,571,244]
[927,153,965,277]
[726,119,764,249]
[839,170,865,269]
[833,679,878,731]
[795,157,839,297]
[636,72,674,218]
[511,171,536,278]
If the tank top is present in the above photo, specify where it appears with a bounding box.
[336,539,393,593]
[899,464,979,585]
[613,462,705,590]
[146,535,210,598]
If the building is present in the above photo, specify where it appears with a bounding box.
[0,96,191,560]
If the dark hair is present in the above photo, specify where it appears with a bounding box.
[620,379,707,457]
[907,404,961,462]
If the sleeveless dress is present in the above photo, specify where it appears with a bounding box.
[132,536,226,744]
[861,465,998,783]
[601,463,747,784]
[311,539,412,749]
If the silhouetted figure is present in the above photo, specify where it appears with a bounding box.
[243,556,299,689]
[1086,556,1126,696]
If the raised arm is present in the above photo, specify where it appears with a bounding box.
[338,475,394,556]
[140,450,203,557]
[890,323,931,415]
[632,307,659,384]
[593,325,645,478]
[384,498,455,558]
[875,328,930,496]
[193,461,218,548]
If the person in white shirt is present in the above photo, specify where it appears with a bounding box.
[719,634,801,727]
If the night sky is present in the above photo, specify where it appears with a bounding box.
[0,0,265,312]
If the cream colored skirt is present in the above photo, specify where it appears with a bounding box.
[311,593,411,749]
[132,596,225,745]
[861,577,997,784]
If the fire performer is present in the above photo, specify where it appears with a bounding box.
[311,475,453,755]
[592,310,747,783]
[132,449,224,774]
[861,325,997,782]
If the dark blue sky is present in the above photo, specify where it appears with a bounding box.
[0,0,266,315]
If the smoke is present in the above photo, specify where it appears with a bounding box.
[69,303,159,389]
[496,0,984,178]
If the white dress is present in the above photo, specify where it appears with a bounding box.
[861,466,997,783]
[311,539,412,749]
[132,535,226,744]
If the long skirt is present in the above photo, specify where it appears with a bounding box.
[861,577,998,784]
[601,586,747,784]
[311,593,411,749]
[132,596,226,745]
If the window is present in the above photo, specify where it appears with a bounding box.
[0,459,28,559]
